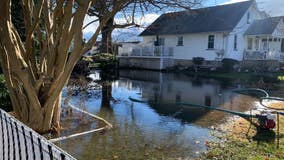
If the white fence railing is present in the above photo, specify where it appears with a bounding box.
[0,109,76,160]
[244,50,284,61]
[120,46,174,57]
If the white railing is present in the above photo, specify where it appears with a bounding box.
[0,109,76,160]
[244,50,284,61]
[120,46,174,57]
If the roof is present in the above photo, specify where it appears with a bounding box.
[245,16,284,35]
[140,0,254,36]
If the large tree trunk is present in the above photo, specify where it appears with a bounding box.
[0,0,137,133]
[0,0,98,133]
[100,17,114,108]
[101,82,112,108]
[100,17,114,54]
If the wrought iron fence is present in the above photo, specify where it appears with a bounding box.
[0,109,76,160]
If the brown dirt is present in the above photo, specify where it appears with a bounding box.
[219,102,284,142]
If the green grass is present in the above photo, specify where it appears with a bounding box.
[204,137,284,160]
[182,71,284,83]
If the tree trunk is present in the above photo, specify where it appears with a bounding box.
[100,17,114,108]
[3,79,62,133]
[100,17,114,54]
[101,82,112,108]
[0,0,128,133]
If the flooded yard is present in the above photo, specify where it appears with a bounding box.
[56,70,276,159]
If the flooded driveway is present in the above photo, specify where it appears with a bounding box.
[57,70,261,159]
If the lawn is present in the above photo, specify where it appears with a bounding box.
[203,102,284,160]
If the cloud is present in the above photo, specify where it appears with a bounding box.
[223,0,284,16]
[83,13,160,41]
[82,15,99,40]
[112,13,160,42]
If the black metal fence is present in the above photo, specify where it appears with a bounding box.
[0,109,76,160]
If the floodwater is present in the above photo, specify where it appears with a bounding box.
[57,70,262,160]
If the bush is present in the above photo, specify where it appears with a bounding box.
[0,75,12,111]
[192,57,205,72]
[192,57,205,66]
[220,58,239,72]
[92,53,118,70]
[72,58,91,77]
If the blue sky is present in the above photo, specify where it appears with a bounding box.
[83,0,284,42]
[213,0,284,16]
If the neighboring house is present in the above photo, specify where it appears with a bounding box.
[88,41,121,56]
[118,41,140,56]
[118,0,284,70]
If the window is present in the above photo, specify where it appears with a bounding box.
[281,39,284,52]
[175,93,181,103]
[255,38,259,50]
[234,34,238,50]
[204,95,211,107]
[263,41,268,50]
[247,12,250,24]
[208,35,215,49]
[154,37,165,46]
[177,36,183,46]
[247,38,253,50]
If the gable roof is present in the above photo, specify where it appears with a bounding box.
[245,16,284,35]
[140,0,254,36]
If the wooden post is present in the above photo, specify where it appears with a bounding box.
[277,112,280,149]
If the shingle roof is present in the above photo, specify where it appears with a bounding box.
[140,0,254,36]
[244,16,284,35]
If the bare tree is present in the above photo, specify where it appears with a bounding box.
[0,0,132,133]
[0,0,202,133]
[85,0,203,54]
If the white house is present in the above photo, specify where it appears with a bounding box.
[118,0,284,70]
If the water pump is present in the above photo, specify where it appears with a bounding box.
[257,113,276,130]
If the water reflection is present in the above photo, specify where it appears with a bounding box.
[119,70,256,127]
[58,70,258,159]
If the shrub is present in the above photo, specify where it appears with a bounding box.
[0,75,12,111]
[92,53,118,70]
[192,57,205,72]
[221,58,239,72]
[72,58,91,77]
[192,57,205,66]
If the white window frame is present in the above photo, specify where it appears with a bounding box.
[254,38,260,50]
[234,34,238,51]
[177,36,183,46]
[208,35,215,49]
[247,38,253,50]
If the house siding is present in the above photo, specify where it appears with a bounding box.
[226,4,265,60]
[273,20,284,38]
[142,33,226,61]
[140,5,266,62]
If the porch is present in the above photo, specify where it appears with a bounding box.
[118,46,174,58]
[243,35,284,62]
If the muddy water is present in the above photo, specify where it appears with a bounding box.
[56,70,262,160]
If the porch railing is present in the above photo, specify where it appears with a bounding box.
[119,46,174,57]
[243,50,284,61]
